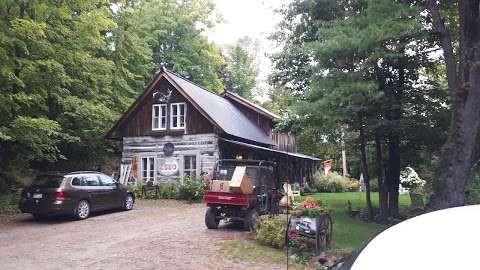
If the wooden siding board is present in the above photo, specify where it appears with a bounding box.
[122,134,219,183]
[119,78,215,138]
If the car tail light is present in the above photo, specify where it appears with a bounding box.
[55,192,66,200]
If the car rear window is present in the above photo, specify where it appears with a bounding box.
[30,175,64,188]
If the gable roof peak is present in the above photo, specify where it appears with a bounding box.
[106,67,275,146]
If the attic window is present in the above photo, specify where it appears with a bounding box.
[170,103,186,129]
[152,104,167,130]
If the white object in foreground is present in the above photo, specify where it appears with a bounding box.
[336,205,480,270]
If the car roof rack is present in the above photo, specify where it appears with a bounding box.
[65,171,101,175]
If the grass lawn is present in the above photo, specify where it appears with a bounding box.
[303,192,411,251]
[220,237,291,265]
[221,192,412,266]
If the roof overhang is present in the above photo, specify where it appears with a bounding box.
[220,138,321,161]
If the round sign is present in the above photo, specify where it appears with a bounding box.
[163,142,175,156]
[160,158,179,176]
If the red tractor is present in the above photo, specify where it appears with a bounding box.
[203,159,281,230]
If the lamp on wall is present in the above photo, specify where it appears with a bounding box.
[235,154,243,160]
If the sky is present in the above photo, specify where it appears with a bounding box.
[206,0,289,102]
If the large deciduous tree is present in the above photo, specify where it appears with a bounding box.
[426,0,480,210]
[141,0,226,93]
[0,0,227,192]
[0,0,118,188]
[221,37,259,99]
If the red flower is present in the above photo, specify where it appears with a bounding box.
[303,201,320,208]
[288,232,297,238]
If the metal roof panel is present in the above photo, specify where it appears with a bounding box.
[166,71,275,145]
[220,138,321,161]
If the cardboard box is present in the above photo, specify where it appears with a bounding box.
[229,166,254,194]
[211,180,230,192]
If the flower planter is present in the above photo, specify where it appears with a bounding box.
[286,214,332,251]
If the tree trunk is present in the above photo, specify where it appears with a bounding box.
[375,136,388,222]
[387,134,400,217]
[359,125,373,220]
[341,129,348,178]
[427,0,480,210]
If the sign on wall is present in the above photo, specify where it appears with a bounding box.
[159,158,179,176]
[163,142,175,157]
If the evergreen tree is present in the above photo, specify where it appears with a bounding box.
[271,0,450,219]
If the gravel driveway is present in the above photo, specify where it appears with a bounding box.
[0,200,288,270]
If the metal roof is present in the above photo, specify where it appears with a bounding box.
[220,138,321,161]
[166,71,275,145]
[222,91,281,120]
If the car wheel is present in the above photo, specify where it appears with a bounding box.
[205,207,219,229]
[75,200,90,220]
[244,209,260,231]
[123,194,134,211]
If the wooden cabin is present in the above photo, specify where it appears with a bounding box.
[106,68,320,185]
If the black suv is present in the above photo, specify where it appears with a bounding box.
[20,171,135,220]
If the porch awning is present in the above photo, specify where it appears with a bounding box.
[220,138,321,161]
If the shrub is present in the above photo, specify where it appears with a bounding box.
[346,178,361,192]
[400,167,426,192]
[177,176,206,202]
[301,185,316,195]
[131,184,143,199]
[255,215,288,249]
[0,187,22,214]
[131,177,206,201]
[369,179,379,192]
[313,172,347,193]
[159,183,180,199]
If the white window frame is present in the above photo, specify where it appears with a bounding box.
[170,102,187,130]
[183,155,197,179]
[152,104,167,131]
[141,157,156,183]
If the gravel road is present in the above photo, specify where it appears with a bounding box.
[0,200,288,270]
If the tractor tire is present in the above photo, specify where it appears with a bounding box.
[243,209,260,231]
[205,207,219,229]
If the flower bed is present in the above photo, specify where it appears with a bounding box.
[290,197,328,217]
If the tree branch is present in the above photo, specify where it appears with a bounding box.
[425,0,458,98]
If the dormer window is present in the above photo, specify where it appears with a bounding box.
[152,104,167,130]
[170,103,186,129]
